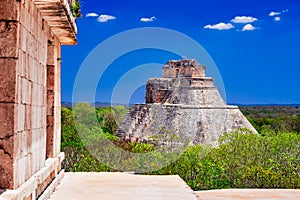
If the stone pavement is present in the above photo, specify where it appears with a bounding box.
[48,172,198,200]
[48,173,300,200]
[195,189,300,200]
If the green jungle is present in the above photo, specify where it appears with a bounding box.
[61,103,300,190]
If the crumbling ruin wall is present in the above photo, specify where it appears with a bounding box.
[0,0,76,199]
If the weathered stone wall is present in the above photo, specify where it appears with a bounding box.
[0,0,76,199]
[0,0,49,189]
[162,59,206,78]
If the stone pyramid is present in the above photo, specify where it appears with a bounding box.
[116,59,256,146]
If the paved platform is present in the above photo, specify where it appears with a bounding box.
[48,172,198,200]
[48,173,300,200]
[195,189,300,200]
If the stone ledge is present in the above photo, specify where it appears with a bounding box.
[0,153,65,200]
[0,175,37,200]
[37,169,64,200]
[34,158,58,184]
[154,104,239,109]
[33,0,77,45]
[57,152,65,164]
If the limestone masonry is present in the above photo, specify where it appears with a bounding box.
[116,59,256,145]
[0,0,77,199]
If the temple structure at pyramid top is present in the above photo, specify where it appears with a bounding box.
[145,59,225,107]
[162,59,206,78]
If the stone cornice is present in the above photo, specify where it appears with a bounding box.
[33,0,77,45]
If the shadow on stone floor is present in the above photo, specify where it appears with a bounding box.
[0,189,6,195]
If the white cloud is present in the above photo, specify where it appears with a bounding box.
[140,16,157,22]
[97,14,116,23]
[242,24,258,31]
[274,17,281,21]
[269,9,289,17]
[204,22,234,30]
[86,13,99,17]
[269,11,280,17]
[231,16,258,23]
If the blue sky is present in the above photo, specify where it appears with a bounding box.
[62,0,300,104]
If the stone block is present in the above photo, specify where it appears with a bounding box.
[0,129,16,188]
[0,58,17,103]
[31,106,38,129]
[0,103,15,139]
[31,128,45,152]
[47,91,55,116]
[31,44,36,62]
[26,33,32,59]
[16,76,22,104]
[0,21,19,58]
[25,153,33,180]
[34,148,45,173]
[36,63,41,85]
[0,133,15,161]
[0,148,14,189]
[32,20,38,41]
[20,78,27,104]
[26,131,32,155]
[46,119,54,158]
[31,150,39,173]
[39,148,46,169]
[35,157,58,184]
[18,50,25,78]
[38,46,47,67]
[54,128,61,157]
[36,106,43,128]
[42,64,47,87]
[28,56,37,84]
[20,25,28,52]
[27,80,32,105]
[19,2,29,30]
[31,83,38,106]
[24,53,29,79]
[40,85,46,107]
[47,44,55,66]
[14,157,26,187]
[21,77,31,105]
[25,105,32,131]
[26,13,32,35]
[15,131,31,160]
[0,0,20,21]
[41,106,47,127]
[16,104,25,132]
[47,65,55,90]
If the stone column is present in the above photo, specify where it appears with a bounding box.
[46,37,62,159]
